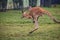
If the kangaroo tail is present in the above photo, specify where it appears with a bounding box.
[45,11,60,23]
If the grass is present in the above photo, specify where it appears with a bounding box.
[0,7,60,40]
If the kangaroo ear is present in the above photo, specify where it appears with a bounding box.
[29,6,32,8]
[22,7,31,12]
[29,6,32,10]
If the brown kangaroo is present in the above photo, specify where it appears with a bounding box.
[22,7,60,34]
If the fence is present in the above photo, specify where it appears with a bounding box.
[0,0,60,10]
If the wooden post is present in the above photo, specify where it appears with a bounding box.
[7,0,13,9]
[37,0,40,6]
[23,0,29,8]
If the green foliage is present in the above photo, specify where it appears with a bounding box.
[0,8,60,40]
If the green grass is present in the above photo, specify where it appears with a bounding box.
[0,7,60,40]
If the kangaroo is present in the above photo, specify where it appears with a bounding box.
[22,7,60,34]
